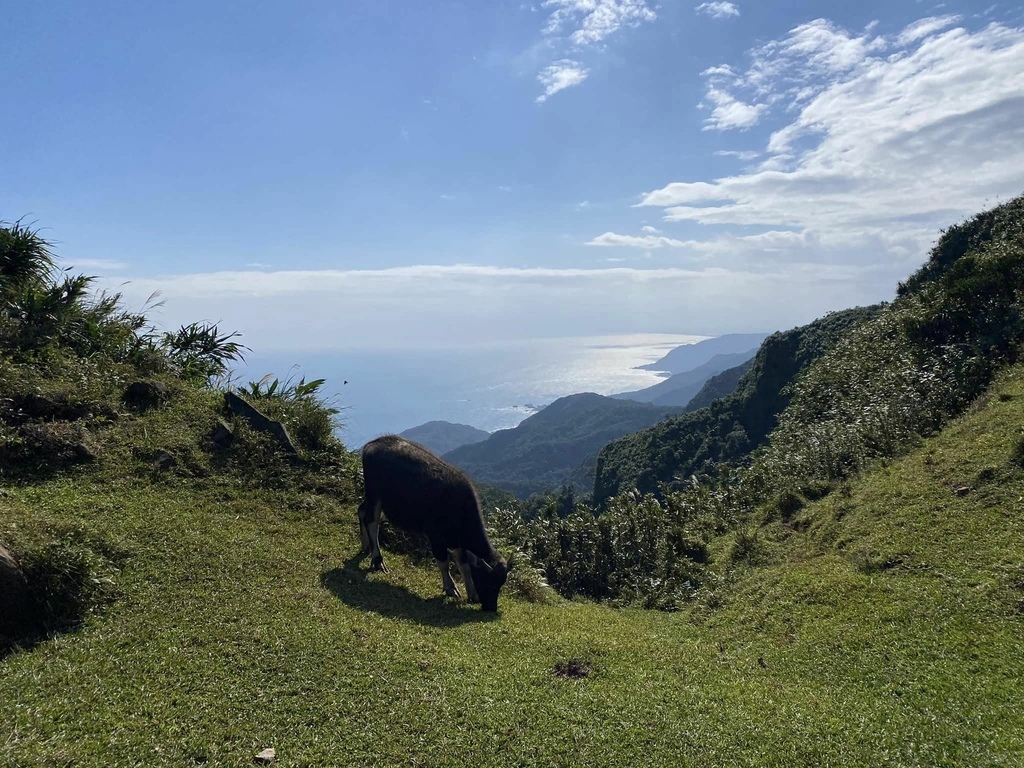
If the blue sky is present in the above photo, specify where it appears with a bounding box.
[3,0,1024,349]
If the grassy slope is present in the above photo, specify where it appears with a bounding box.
[3,368,1024,766]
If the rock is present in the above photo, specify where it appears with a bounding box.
[152,450,176,471]
[224,392,299,456]
[72,437,101,462]
[124,381,170,411]
[954,486,972,497]
[207,419,234,450]
[0,544,33,637]
[254,747,276,764]
[21,394,60,419]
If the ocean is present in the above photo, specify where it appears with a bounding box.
[234,333,705,449]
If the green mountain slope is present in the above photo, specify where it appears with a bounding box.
[399,420,489,454]
[443,393,683,498]
[593,305,882,504]
[611,350,758,406]
[682,357,754,413]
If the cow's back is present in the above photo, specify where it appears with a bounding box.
[361,435,478,535]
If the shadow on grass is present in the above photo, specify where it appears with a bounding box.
[320,553,499,627]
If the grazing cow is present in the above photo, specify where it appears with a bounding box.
[358,435,509,612]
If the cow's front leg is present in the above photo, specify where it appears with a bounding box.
[456,549,480,603]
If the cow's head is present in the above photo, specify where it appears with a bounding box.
[464,551,508,612]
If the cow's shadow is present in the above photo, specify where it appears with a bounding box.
[320,553,499,627]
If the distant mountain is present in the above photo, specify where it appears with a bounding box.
[613,350,758,406]
[399,421,490,455]
[638,333,770,374]
[444,393,683,499]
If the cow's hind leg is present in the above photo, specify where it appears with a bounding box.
[431,539,460,598]
[359,497,388,573]
[357,499,371,552]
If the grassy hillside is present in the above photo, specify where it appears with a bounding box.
[444,393,683,498]
[3,358,1024,766]
[593,305,881,504]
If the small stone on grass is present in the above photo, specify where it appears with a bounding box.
[254,747,276,764]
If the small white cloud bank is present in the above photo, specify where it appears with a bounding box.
[534,0,656,101]
[536,59,590,102]
[695,2,740,20]
[100,262,888,353]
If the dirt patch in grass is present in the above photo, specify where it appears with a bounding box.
[553,658,593,680]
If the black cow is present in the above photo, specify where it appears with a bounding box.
[358,435,509,612]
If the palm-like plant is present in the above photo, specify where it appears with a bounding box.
[0,221,55,298]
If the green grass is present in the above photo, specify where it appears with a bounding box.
[3,369,1024,766]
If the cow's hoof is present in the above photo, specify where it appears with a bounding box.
[371,556,388,573]
[445,585,461,599]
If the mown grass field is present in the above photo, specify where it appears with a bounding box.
[3,367,1024,767]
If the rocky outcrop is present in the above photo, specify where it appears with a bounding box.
[124,380,170,411]
[224,392,299,456]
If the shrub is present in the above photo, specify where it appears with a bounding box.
[3,524,124,636]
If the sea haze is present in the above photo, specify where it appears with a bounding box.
[234,334,705,449]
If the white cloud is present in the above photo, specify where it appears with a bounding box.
[588,232,694,248]
[576,200,591,210]
[633,18,1024,265]
[536,59,590,101]
[542,0,656,45]
[62,258,129,272]
[897,14,962,44]
[703,87,768,130]
[641,225,661,234]
[534,0,656,100]
[714,150,761,160]
[696,2,740,20]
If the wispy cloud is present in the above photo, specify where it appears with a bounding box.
[714,150,760,160]
[702,87,767,130]
[63,258,129,272]
[533,0,656,101]
[897,14,961,44]
[542,0,656,45]
[695,2,740,20]
[589,232,693,248]
[537,59,590,102]
[641,225,661,234]
[625,17,1024,269]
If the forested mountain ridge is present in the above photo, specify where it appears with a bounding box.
[443,392,683,498]
[592,305,883,504]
